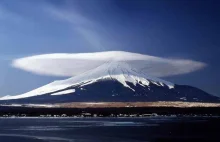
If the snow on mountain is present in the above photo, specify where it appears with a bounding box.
[0,61,174,100]
[51,89,76,96]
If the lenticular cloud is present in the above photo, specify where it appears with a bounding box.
[12,51,206,77]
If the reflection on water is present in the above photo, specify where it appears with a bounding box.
[0,117,219,142]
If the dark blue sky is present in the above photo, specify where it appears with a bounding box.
[0,0,219,96]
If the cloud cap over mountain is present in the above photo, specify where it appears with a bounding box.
[12,51,206,77]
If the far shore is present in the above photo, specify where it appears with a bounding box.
[56,101,220,108]
[1,101,220,108]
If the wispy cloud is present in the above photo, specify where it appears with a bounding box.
[12,51,206,77]
[45,6,94,26]
[44,4,107,51]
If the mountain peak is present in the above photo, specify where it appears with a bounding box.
[0,61,174,100]
[0,60,219,103]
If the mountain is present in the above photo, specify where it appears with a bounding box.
[0,61,219,104]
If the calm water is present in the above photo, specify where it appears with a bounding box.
[0,117,219,142]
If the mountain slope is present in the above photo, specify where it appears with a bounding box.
[0,61,219,104]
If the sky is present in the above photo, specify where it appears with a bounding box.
[0,0,219,97]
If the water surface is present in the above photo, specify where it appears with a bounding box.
[0,117,219,142]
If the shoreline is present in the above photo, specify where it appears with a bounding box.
[1,105,220,117]
[56,101,220,108]
[1,101,220,108]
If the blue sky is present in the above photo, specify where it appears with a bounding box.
[0,0,219,97]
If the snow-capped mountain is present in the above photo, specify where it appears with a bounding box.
[0,61,219,104]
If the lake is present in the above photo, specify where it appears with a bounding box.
[0,117,219,142]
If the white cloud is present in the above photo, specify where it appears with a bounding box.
[12,51,206,77]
